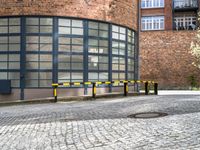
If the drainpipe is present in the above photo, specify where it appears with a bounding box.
[136,0,141,92]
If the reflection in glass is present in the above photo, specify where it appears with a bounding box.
[26,18,39,25]
[72,28,83,35]
[9,44,20,51]
[0,27,8,33]
[9,26,20,33]
[0,62,7,69]
[59,19,70,26]
[0,17,136,88]
[9,62,20,69]
[26,26,39,33]
[72,20,83,27]
[0,72,7,79]
[40,18,53,25]
[59,27,70,34]
[58,72,70,80]
[0,19,8,25]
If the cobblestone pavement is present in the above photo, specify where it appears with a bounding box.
[1,95,200,150]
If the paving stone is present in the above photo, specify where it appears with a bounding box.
[0,95,200,149]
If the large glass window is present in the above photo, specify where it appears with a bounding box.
[0,17,137,89]
[58,19,84,83]
[0,18,21,87]
[59,19,83,35]
[25,17,53,87]
[88,21,109,81]
[127,30,135,80]
[141,0,164,8]
[141,16,164,31]
[112,25,126,81]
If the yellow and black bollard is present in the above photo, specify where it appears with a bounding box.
[124,82,128,96]
[92,83,96,98]
[52,84,58,102]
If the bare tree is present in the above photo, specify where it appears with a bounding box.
[190,15,200,69]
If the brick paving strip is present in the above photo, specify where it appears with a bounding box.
[0,95,200,149]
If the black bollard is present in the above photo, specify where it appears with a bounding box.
[145,82,149,95]
[154,83,158,95]
[92,83,96,98]
[124,82,128,96]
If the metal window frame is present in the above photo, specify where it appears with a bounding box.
[0,16,138,100]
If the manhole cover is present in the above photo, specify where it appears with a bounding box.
[128,112,168,119]
[59,118,76,122]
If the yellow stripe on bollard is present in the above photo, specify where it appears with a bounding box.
[52,83,59,86]
[123,81,128,83]
[130,80,135,83]
[74,82,81,86]
[54,88,57,97]
[113,81,120,85]
[63,83,70,86]
[126,85,129,92]
[137,81,141,83]
[105,81,111,84]
[94,86,96,95]
[96,82,102,85]
[84,82,92,85]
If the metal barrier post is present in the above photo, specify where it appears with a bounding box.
[154,83,158,95]
[92,83,96,98]
[53,86,58,102]
[124,82,128,96]
[145,82,149,95]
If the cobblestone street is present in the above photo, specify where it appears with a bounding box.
[1,95,200,150]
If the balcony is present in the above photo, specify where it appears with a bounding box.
[173,23,197,30]
[173,0,198,12]
[173,16,197,30]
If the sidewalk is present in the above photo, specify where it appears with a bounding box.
[158,90,200,95]
[0,90,199,107]
[0,92,142,107]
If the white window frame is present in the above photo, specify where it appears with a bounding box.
[141,0,165,8]
[141,16,165,31]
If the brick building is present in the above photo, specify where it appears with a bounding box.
[139,0,200,89]
[0,0,139,101]
[0,0,197,101]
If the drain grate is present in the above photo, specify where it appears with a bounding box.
[128,112,168,119]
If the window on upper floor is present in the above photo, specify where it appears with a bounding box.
[141,0,164,8]
[141,16,165,31]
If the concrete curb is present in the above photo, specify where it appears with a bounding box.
[0,92,151,107]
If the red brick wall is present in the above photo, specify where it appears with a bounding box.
[0,0,138,30]
[164,0,173,30]
[141,8,164,16]
[140,30,200,89]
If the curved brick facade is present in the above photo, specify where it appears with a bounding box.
[140,31,200,89]
[0,0,138,30]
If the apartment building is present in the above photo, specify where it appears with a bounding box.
[140,0,200,89]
